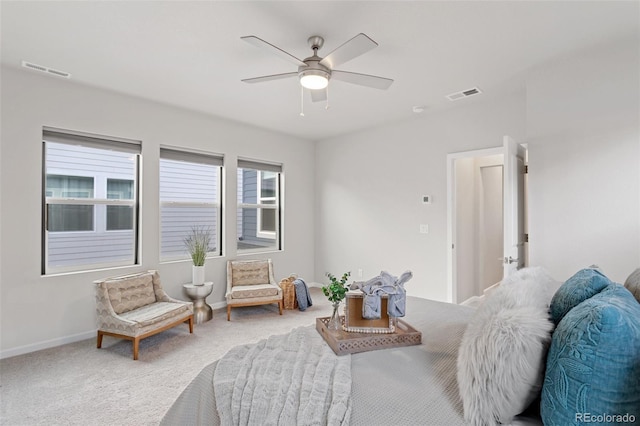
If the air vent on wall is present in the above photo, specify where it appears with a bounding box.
[22,61,71,79]
[446,87,482,101]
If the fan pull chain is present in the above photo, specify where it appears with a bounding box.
[299,86,305,117]
[326,86,330,110]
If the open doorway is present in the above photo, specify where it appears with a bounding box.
[446,139,528,304]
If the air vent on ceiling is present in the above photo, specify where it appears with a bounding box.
[22,61,71,79]
[446,87,482,101]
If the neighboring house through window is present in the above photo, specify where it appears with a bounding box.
[42,129,140,274]
[159,148,222,261]
[237,159,282,253]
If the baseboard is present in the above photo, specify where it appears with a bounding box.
[0,293,320,359]
[460,295,484,307]
[0,330,96,360]
[307,281,323,288]
[210,300,227,310]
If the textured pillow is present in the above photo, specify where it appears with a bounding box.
[105,273,156,314]
[231,262,271,286]
[549,268,612,325]
[541,284,640,426]
[624,267,640,303]
[457,267,558,426]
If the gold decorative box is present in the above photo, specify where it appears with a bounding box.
[343,291,395,333]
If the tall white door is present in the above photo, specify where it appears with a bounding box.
[502,136,526,277]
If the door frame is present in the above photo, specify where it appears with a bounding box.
[446,147,503,303]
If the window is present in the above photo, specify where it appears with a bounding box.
[160,148,222,261]
[43,129,140,274]
[237,160,282,253]
[106,179,134,231]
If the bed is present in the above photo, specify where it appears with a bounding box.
[160,296,542,425]
[162,266,640,425]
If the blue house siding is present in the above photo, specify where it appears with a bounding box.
[160,158,219,259]
[238,168,277,249]
[45,142,137,270]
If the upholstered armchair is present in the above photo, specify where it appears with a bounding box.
[95,270,194,360]
[226,259,283,321]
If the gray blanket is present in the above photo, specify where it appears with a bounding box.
[161,297,541,426]
[214,326,351,425]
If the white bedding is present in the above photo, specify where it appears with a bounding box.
[161,297,542,425]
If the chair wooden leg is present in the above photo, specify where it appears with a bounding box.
[97,331,103,349]
[278,300,283,315]
[227,305,231,321]
[133,337,140,360]
[188,316,194,333]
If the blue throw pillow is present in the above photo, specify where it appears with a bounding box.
[541,284,640,426]
[550,268,612,325]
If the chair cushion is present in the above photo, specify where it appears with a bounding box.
[231,261,270,286]
[230,284,279,299]
[120,302,191,327]
[105,273,157,314]
[549,268,612,325]
[541,284,640,426]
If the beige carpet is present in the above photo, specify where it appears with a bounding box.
[0,287,332,426]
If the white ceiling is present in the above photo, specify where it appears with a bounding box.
[1,1,638,141]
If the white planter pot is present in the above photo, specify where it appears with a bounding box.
[192,265,205,285]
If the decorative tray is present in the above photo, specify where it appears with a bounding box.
[316,316,422,356]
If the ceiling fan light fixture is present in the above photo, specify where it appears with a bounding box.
[299,69,329,89]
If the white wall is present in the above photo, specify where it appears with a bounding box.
[527,39,640,282]
[0,66,315,357]
[314,92,526,301]
[315,36,639,303]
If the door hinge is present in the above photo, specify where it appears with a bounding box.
[524,233,529,243]
[524,165,529,174]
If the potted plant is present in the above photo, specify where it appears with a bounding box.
[184,226,212,285]
[322,271,351,331]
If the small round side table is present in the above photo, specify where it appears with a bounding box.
[183,282,214,324]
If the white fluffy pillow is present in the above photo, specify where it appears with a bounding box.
[457,267,559,426]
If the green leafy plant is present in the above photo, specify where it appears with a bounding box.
[183,226,212,266]
[322,272,351,303]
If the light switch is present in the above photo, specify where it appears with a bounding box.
[420,224,429,234]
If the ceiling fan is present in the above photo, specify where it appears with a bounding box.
[240,33,393,103]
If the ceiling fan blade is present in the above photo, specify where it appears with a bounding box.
[241,72,298,84]
[310,88,327,103]
[241,35,306,67]
[331,70,394,90]
[319,33,378,69]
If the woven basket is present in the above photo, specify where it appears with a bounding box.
[280,276,298,310]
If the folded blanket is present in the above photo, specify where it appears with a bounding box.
[293,278,313,311]
[213,326,352,426]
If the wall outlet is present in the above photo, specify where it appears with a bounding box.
[357,268,363,278]
[419,224,429,234]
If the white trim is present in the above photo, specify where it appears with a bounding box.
[446,146,503,304]
[0,330,96,360]
[210,300,228,310]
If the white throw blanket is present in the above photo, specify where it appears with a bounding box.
[213,326,352,426]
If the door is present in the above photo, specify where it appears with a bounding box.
[502,135,526,277]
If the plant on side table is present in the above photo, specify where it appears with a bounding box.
[322,271,351,331]
[184,226,212,285]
